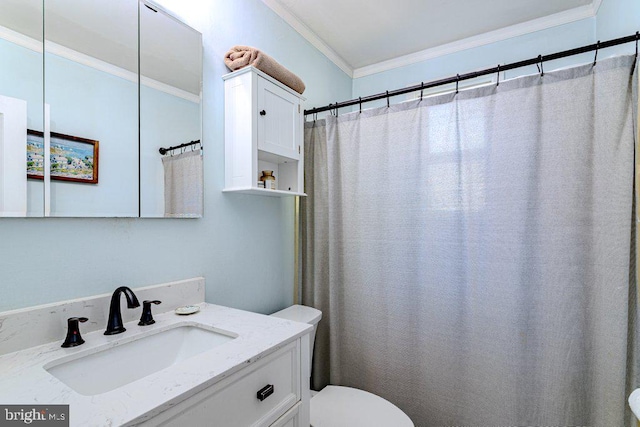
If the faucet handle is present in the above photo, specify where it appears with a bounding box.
[138,300,162,326]
[62,317,88,348]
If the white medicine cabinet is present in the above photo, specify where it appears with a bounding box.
[0,0,202,218]
[223,67,305,197]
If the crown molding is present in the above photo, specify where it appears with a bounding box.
[260,0,354,77]
[46,40,201,103]
[0,25,199,103]
[45,39,136,82]
[353,4,597,78]
[259,0,600,80]
[0,25,42,52]
[140,76,201,104]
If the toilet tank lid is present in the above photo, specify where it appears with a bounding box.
[270,304,322,325]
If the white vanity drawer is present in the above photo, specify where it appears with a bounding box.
[142,340,300,427]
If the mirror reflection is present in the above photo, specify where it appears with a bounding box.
[0,0,202,218]
[45,0,139,217]
[0,0,44,217]
[140,1,203,218]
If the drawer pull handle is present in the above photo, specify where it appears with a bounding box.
[257,384,274,401]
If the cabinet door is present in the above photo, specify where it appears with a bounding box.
[257,77,300,160]
[270,403,300,427]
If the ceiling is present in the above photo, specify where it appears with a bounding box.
[262,0,602,77]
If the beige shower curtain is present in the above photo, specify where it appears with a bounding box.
[303,55,638,426]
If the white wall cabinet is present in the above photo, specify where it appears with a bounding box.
[223,67,305,197]
[135,340,307,427]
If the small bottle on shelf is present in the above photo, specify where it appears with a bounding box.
[260,170,276,190]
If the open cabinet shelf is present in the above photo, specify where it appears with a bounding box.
[222,188,306,197]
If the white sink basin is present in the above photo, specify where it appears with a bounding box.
[45,324,236,396]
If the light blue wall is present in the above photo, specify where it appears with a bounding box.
[596,0,640,57]
[353,19,597,103]
[0,0,351,313]
[0,39,42,131]
[46,53,138,217]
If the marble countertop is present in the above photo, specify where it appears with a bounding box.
[0,303,311,426]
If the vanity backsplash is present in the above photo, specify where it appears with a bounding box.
[0,277,204,356]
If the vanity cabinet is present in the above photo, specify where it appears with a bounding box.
[223,67,305,197]
[136,340,304,427]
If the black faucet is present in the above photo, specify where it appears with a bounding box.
[139,300,162,326]
[104,286,140,335]
[61,317,88,347]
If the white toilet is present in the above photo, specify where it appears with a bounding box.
[271,305,414,427]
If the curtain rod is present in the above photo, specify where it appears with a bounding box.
[304,31,640,116]
[159,139,201,155]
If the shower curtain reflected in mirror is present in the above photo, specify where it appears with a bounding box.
[302,55,639,426]
[162,149,203,218]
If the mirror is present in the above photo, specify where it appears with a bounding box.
[45,0,139,217]
[0,0,202,218]
[0,0,44,217]
[140,1,203,218]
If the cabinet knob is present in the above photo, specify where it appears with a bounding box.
[259,110,266,116]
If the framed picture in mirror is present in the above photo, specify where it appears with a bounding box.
[27,130,99,184]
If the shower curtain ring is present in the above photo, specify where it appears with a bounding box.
[593,40,600,66]
[359,97,362,113]
[420,82,424,101]
[632,33,639,76]
[386,91,390,108]
[455,74,459,94]
[314,112,317,122]
[496,65,500,86]
[537,55,544,76]
[335,101,339,116]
